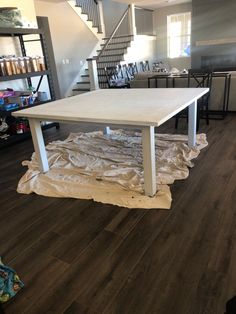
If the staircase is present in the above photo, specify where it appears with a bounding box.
[71,1,134,93]
[74,35,133,92]
[75,0,102,34]
[96,35,134,88]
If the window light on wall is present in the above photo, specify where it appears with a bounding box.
[167,12,191,58]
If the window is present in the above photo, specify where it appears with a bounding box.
[167,12,191,58]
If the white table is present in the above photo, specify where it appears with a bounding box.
[13,88,209,197]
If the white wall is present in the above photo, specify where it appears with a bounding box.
[34,0,99,97]
[153,3,192,70]
[123,35,156,68]
[102,0,129,37]
[102,1,154,37]
[135,8,154,36]
[191,0,236,69]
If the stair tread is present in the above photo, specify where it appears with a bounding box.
[74,6,99,28]
[77,81,90,84]
[97,48,126,52]
[102,35,133,40]
[95,54,124,58]
[87,19,98,25]
[97,60,123,64]
[73,88,90,91]
[100,41,131,46]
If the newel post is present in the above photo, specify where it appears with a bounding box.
[97,0,106,35]
[128,4,137,36]
[87,58,99,90]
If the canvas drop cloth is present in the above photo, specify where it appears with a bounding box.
[17,130,208,209]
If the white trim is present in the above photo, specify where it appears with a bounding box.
[195,37,236,46]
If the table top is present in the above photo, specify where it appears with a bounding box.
[13,88,209,127]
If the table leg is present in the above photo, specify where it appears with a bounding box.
[188,100,197,147]
[29,118,49,173]
[103,126,111,135]
[142,126,156,196]
[225,74,231,113]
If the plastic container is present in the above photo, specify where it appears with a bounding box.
[38,56,46,71]
[35,56,41,71]
[37,91,48,102]
[18,57,26,74]
[10,58,17,75]
[4,58,13,76]
[31,57,38,72]
[24,57,32,73]
[14,58,21,74]
[0,59,7,76]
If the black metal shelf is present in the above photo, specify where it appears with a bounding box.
[0,70,49,82]
[0,17,61,148]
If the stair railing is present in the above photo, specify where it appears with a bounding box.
[87,4,136,90]
[96,5,130,61]
[76,0,102,33]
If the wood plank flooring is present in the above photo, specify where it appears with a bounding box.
[1,116,236,314]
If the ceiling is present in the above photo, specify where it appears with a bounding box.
[112,0,191,10]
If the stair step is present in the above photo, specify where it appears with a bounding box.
[74,5,99,29]
[72,88,90,92]
[100,41,131,46]
[75,6,89,15]
[77,81,90,84]
[72,90,89,96]
[95,53,124,58]
[97,58,124,62]
[97,48,126,52]
[102,35,133,40]
[97,62,124,66]
[87,19,99,27]
[87,19,98,25]
[81,74,89,77]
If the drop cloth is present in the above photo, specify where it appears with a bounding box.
[17,130,207,209]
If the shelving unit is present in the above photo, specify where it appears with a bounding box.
[0,70,50,82]
[0,16,61,148]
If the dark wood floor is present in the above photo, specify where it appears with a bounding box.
[1,115,236,314]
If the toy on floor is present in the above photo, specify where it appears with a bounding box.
[0,257,24,304]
